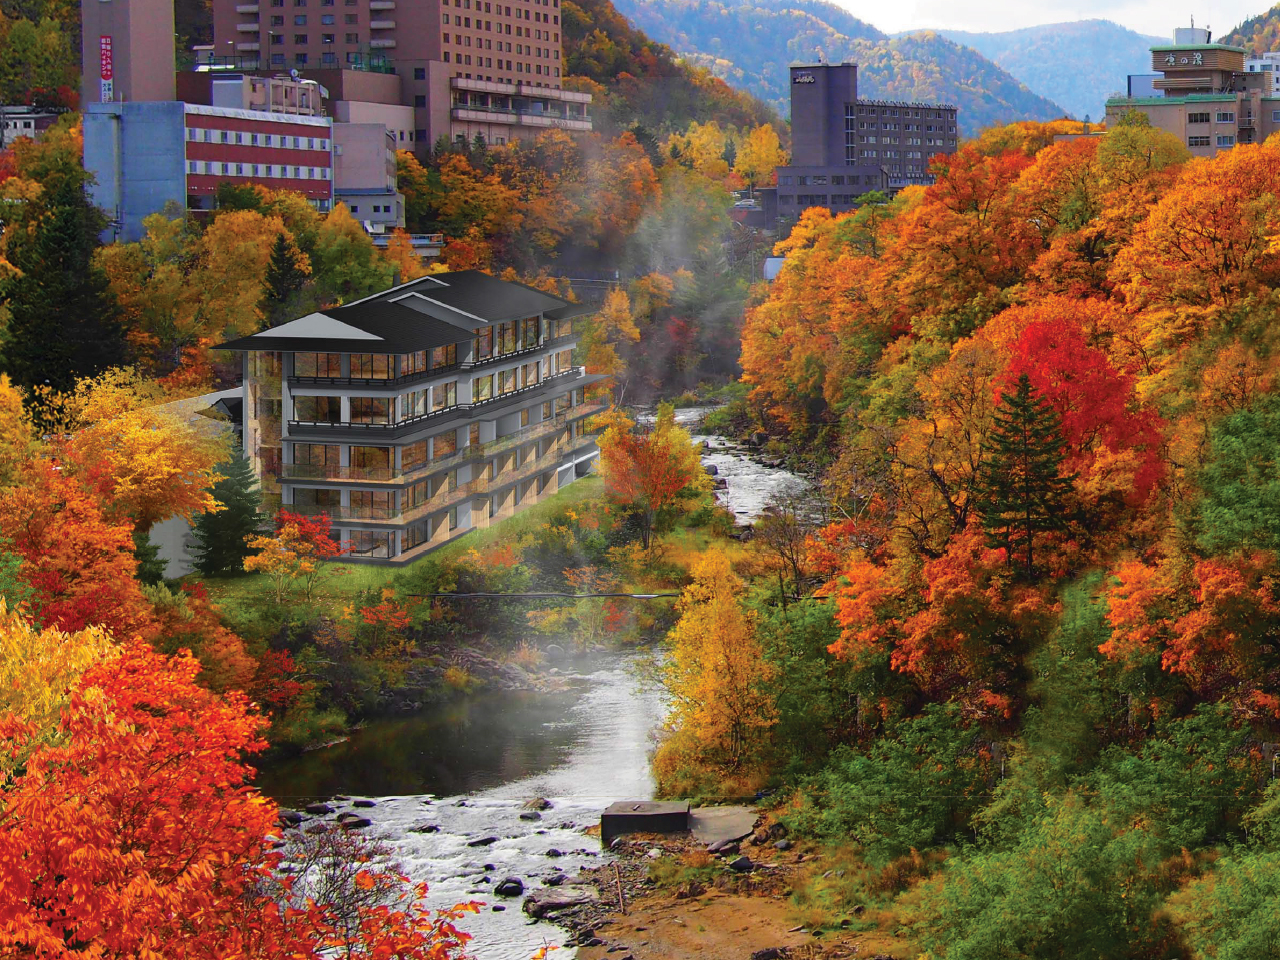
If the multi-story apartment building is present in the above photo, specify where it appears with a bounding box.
[84,98,335,242]
[216,270,604,562]
[211,0,591,150]
[1106,26,1280,158]
[774,62,958,222]
[1246,51,1280,94]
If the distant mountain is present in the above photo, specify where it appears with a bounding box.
[610,0,1066,135]
[1222,5,1280,53]
[938,20,1164,122]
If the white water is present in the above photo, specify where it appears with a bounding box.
[271,411,808,957]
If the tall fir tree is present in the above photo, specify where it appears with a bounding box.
[976,373,1074,577]
[192,445,264,576]
[1,177,127,390]
[261,232,310,327]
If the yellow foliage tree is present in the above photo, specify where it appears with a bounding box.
[0,374,35,487]
[659,548,776,774]
[46,369,231,531]
[666,120,732,181]
[382,228,428,282]
[733,123,787,190]
[0,601,116,776]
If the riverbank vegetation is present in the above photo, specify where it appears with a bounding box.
[635,116,1280,957]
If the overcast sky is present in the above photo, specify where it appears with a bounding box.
[832,0,1266,39]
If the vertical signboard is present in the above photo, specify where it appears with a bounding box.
[100,36,114,102]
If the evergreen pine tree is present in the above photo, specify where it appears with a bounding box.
[261,232,310,327]
[976,373,1074,577]
[1,177,127,390]
[132,530,169,586]
[192,445,265,576]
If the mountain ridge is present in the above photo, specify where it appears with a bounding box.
[610,0,1067,134]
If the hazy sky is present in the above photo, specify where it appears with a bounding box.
[832,0,1266,38]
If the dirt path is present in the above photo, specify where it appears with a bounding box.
[555,828,917,960]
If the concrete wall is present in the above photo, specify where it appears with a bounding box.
[332,100,416,149]
[81,0,176,106]
[151,514,199,579]
[789,63,858,168]
[84,102,187,243]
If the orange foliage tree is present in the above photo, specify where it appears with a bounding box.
[0,636,475,958]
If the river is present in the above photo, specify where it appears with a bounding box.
[256,408,807,958]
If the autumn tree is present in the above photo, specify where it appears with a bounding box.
[52,368,231,532]
[580,286,640,397]
[596,405,709,552]
[245,510,349,604]
[976,373,1074,576]
[733,122,787,191]
[261,229,313,326]
[0,458,154,635]
[0,634,475,958]
[311,201,394,303]
[656,547,776,782]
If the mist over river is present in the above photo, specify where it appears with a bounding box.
[256,408,806,958]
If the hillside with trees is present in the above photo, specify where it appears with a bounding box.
[939,19,1163,121]
[610,0,1067,134]
[1222,3,1280,52]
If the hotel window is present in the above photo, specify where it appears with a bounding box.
[403,350,428,375]
[322,13,334,22]
[497,368,517,395]
[1188,136,1211,147]
[1216,111,1236,123]
[295,13,307,22]
[434,430,458,459]
[432,343,458,369]
[294,352,342,378]
[473,326,494,361]
[402,440,428,472]
[402,388,428,419]
[188,160,198,173]
[292,487,341,510]
[350,353,393,378]
[472,374,493,401]
[293,395,341,423]
[293,443,340,472]
[1217,134,1236,147]
[351,445,391,472]
[349,397,391,424]
[349,530,391,558]
[350,489,394,519]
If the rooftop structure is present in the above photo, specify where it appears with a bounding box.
[215,270,604,562]
[1105,25,1274,157]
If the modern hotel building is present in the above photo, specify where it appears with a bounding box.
[217,270,604,562]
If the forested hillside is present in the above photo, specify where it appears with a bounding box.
[940,19,1162,121]
[562,0,780,134]
[1222,4,1280,52]
[611,0,1066,134]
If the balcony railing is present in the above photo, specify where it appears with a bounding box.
[289,361,461,388]
[278,398,604,486]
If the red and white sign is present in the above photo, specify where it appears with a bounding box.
[99,36,114,102]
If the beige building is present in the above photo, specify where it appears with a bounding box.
[1106,26,1275,158]
[211,0,591,151]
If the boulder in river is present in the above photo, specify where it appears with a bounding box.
[519,811,542,821]
[494,877,525,897]
[544,873,568,886]
[728,855,754,872]
[340,817,373,831]
[304,803,333,815]
[278,811,306,827]
[545,848,564,858]
[467,836,499,847]
[353,799,377,809]
[408,823,440,834]
[543,644,566,662]
[522,886,599,918]
[523,797,553,811]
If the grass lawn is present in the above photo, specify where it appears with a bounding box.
[201,474,605,613]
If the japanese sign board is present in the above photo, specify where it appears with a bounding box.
[100,36,114,102]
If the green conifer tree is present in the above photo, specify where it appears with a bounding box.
[1,177,127,390]
[192,445,264,576]
[132,530,169,586]
[261,232,310,327]
[976,373,1074,577]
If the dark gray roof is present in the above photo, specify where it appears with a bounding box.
[214,270,581,353]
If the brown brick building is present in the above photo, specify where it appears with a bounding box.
[211,0,590,151]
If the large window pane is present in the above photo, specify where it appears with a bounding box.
[350,396,391,423]
[293,395,341,423]
[294,352,341,377]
